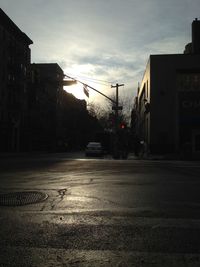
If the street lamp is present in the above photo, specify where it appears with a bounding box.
[62,80,77,86]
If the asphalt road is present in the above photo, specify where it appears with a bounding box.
[0,153,200,266]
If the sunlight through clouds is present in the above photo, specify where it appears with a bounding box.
[64,84,86,100]
[1,0,200,104]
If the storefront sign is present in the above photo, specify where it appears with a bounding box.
[181,100,200,109]
[177,72,200,91]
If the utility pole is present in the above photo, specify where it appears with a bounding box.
[111,83,124,158]
[111,83,124,132]
[64,74,125,158]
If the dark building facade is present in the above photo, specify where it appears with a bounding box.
[0,8,33,152]
[133,19,200,158]
[0,9,107,152]
[29,63,91,151]
[29,63,65,151]
[58,89,91,151]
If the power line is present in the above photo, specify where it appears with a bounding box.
[64,74,116,104]
[65,73,113,86]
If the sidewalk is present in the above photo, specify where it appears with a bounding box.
[129,152,180,161]
[0,151,85,159]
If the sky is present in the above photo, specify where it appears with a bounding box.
[1,0,200,106]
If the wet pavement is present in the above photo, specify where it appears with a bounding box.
[0,154,200,266]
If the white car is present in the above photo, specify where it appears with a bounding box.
[85,142,104,156]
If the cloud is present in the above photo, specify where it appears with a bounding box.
[1,0,200,105]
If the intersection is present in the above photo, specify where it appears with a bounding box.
[0,154,200,266]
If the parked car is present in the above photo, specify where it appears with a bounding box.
[85,142,104,156]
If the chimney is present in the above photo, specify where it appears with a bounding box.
[192,18,200,54]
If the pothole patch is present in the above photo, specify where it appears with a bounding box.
[0,191,48,206]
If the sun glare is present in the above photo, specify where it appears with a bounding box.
[63,65,111,103]
[64,84,86,100]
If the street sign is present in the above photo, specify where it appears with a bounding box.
[112,106,123,111]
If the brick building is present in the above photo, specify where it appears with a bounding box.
[0,8,33,151]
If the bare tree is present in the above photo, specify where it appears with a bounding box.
[87,91,134,130]
[87,102,106,119]
[105,93,133,126]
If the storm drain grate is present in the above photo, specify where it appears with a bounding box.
[0,191,48,206]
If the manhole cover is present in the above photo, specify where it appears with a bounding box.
[0,191,48,206]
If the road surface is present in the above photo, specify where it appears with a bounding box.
[0,153,200,266]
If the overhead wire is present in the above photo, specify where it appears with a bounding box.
[64,73,116,103]
[65,73,113,86]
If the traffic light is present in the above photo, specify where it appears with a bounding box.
[120,123,126,129]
